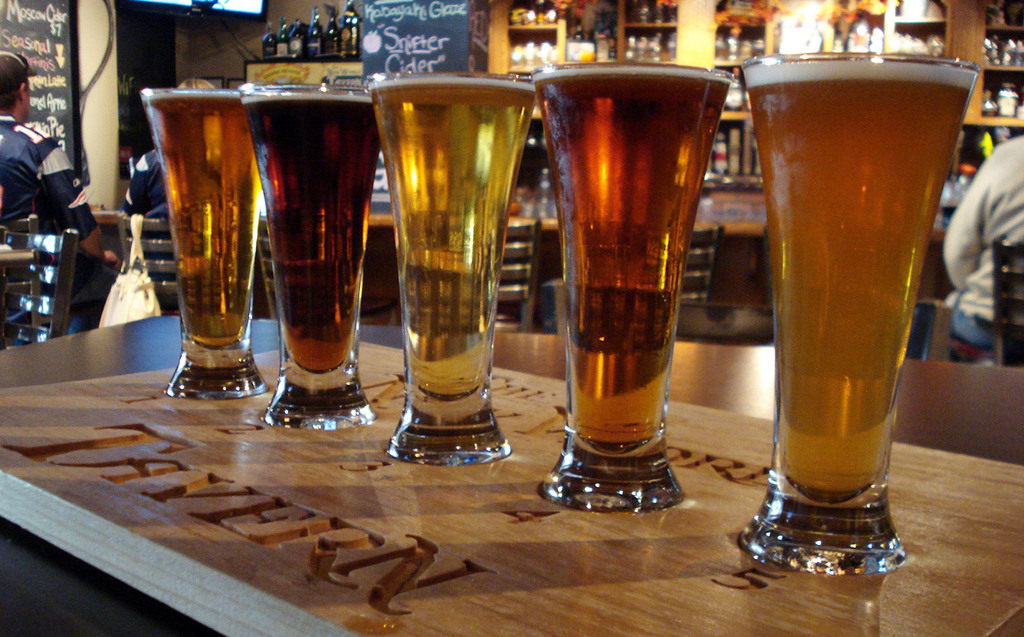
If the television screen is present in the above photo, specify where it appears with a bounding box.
[118,0,267,21]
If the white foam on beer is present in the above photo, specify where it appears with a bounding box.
[141,88,243,103]
[531,64,732,87]
[743,57,977,89]
[369,74,535,96]
[240,88,371,105]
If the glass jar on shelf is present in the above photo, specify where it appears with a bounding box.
[997,82,1020,117]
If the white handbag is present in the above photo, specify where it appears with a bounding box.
[99,214,162,327]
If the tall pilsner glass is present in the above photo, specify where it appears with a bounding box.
[241,84,379,429]
[370,73,534,466]
[534,64,730,512]
[142,89,267,399]
[738,54,978,574]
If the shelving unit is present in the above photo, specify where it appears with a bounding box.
[979,24,1024,126]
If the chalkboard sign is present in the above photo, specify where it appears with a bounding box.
[361,0,489,78]
[2,0,82,174]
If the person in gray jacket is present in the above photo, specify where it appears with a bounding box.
[944,134,1024,362]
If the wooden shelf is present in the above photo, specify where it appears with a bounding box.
[508,24,558,32]
[974,115,1024,127]
[623,22,678,28]
[986,24,1024,33]
[894,17,947,25]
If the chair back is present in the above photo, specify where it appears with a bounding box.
[2,214,39,234]
[495,217,542,331]
[117,212,178,312]
[676,301,774,344]
[0,225,78,348]
[993,237,1024,366]
[256,218,276,320]
[680,223,722,302]
[905,299,951,362]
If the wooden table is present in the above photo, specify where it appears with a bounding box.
[0,318,1022,636]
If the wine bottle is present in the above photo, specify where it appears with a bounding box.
[262,22,277,59]
[276,17,288,57]
[307,7,323,58]
[287,18,306,58]
[340,1,361,59]
[323,5,339,56]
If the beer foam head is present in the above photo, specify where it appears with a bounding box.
[141,88,247,106]
[532,63,732,87]
[368,73,535,97]
[742,54,978,89]
[239,84,371,104]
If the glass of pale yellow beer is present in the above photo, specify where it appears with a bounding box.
[142,88,267,399]
[241,84,379,429]
[533,64,731,512]
[738,54,978,574]
[369,73,534,465]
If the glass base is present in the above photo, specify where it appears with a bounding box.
[166,351,267,400]
[539,433,683,513]
[263,380,376,430]
[386,402,510,466]
[738,473,906,575]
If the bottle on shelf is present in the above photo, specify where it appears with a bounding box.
[323,5,339,57]
[997,82,1020,117]
[983,89,999,118]
[340,1,362,60]
[286,17,306,58]
[276,17,289,58]
[712,132,728,176]
[307,7,323,58]
[262,22,277,59]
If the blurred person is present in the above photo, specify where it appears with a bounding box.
[121,78,218,220]
[0,51,119,330]
[944,134,1024,362]
[123,149,166,218]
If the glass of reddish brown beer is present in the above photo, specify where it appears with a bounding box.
[533,63,731,512]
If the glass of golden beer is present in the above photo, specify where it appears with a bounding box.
[738,54,978,574]
[241,84,379,429]
[142,88,267,399]
[533,64,730,512]
[369,73,534,465]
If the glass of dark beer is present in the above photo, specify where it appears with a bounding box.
[142,88,267,400]
[737,54,978,574]
[370,73,535,465]
[532,63,730,512]
[241,83,379,429]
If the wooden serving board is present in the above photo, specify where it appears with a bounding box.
[0,343,1022,636]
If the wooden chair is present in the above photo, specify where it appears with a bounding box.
[256,218,276,320]
[2,214,39,234]
[992,237,1024,366]
[257,219,400,325]
[905,299,951,362]
[0,225,78,348]
[116,212,178,312]
[680,223,722,303]
[676,301,774,344]
[495,217,542,332]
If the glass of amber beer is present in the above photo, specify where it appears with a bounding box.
[142,88,267,399]
[533,64,730,512]
[241,84,379,429]
[370,73,534,465]
[738,54,978,574]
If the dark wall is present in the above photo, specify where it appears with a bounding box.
[116,11,176,177]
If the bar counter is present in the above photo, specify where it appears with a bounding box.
[0,318,1021,636]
